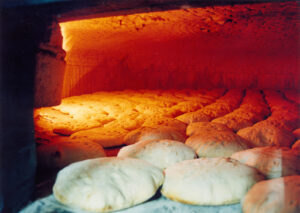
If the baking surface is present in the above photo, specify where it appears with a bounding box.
[21,194,242,213]
[32,88,299,212]
[34,89,299,149]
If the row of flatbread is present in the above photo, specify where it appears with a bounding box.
[34,89,299,148]
[53,142,300,213]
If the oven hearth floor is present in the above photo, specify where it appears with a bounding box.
[31,88,299,212]
[21,194,242,213]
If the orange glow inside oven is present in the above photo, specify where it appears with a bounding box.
[58,2,299,98]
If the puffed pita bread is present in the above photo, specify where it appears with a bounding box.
[70,126,128,148]
[37,140,106,169]
[161,157,265,205]
[212,116,254,132]
[231,147,300,179]
[186,122,231,136]
[53,157,164,212]
[185,130,251,157]
[118,139,196,169]
[211,90,270,132]
[237,123,295,147]
[124,126,185,145]
[242,176,300,213]
[176,111,211,124]
[142,117,187,135]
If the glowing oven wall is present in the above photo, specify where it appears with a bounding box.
[58,2,299,99]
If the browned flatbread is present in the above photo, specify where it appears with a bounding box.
[231,147,300,179]
[237,122,295,147]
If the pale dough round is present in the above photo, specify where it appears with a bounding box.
[185,130,251,157]
[118,139,196,169]
[231,147,300,179]
[53,157,164,212]
[37,140,106,169]
[124,126,185,145]
[242,176,300,213]
[161,157,265,205]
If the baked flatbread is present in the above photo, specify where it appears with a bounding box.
[185,130,250,157]
[186,121,231,136]
[53,157,164,212]
[242,176,300,213]
[124,126,185,145]
[231,147,300,179]
[37,140,106,169]
[70,126,128,148]
[161,157,265,205]
[237,123,295,147]
[118,139,196,169]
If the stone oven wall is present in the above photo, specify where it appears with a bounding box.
[60,1,299,97]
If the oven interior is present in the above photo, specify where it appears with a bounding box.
[0,0,299,212]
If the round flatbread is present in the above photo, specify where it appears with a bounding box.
[231,147,300,179]
[185,130,250,157]
[161,157,265,205]
[242,176,300,213]
[53,157,164,212]
[186,121,232,136]
[70,126,128,148]
[124,126,185,145]
[176,111,211,124]
[237,123,295,147]
[118,139,196,169]
[37,140,106,169]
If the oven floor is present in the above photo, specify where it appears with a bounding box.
[31,89,299,212]
[21,194,242,213]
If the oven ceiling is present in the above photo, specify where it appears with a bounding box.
[1,0,294,21]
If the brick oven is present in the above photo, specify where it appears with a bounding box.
[0,0,299,212]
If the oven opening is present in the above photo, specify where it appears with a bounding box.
[1,1,299,213]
